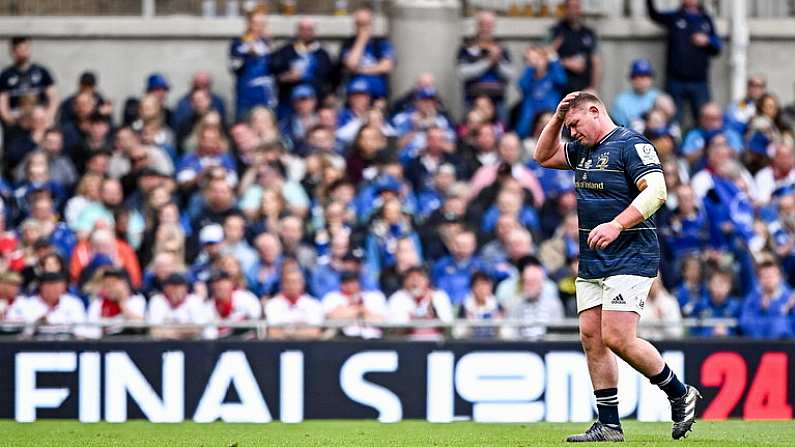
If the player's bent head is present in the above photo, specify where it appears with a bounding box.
[568,91,605,115]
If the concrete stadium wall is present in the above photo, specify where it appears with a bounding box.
[0,15,792,121]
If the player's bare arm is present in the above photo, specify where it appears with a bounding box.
[587,171,667,250]
[533,91,580,169]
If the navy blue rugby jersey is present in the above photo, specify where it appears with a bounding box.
[563,126,663,279]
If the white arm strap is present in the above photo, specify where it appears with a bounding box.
[631,171,667,220]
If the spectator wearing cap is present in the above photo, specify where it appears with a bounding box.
[189,223,226,286]
[0,270,24,322]
[229,6,275,121]
[246,232,284,298]
[499,258,563,339]
[431,229,489,306]
[205,269,261,339]
[265,264,323,339]
[550,0,601,95]
[387,265,453,340]
[647,0,721,124]
[725,75,767,136]
[322,269,386,339]
[339,7,394,101]
[456,11,514,116]
[611,59,661,128]
[455,271,505,339]
[147,272,210,339]
[271,18,335,119]
[337,79,373,131]
[403,126,460,193]
[740,261,792,339]
[389,73,452,121]
[680,102,743,167]
[689,269,741,337]
[58,71,108,128]
[7,271,88,338]
[312,234,378,299]
[279,84,318,149]
[85,268,145,338]
[515,45,566,139]
[391,87,455,155]
[174,71,228,133]
[0,36,57,126]
[140,251,184,298]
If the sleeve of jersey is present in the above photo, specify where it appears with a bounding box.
[563,141,579,170]
[624,140,663,185]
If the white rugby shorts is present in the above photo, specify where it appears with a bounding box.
[575,275,654,314]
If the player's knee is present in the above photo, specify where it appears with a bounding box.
[579,326,603,352]
[602,326,629,354]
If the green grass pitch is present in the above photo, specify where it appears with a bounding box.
[2,420,794,446]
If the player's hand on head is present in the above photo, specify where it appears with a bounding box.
[587,221,622,250]
[556,92,580,120]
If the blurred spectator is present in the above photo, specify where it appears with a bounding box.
[387,265,453,340]
[755,139,795,206]
[0,36,57,126]
[744,93,785,174]
[660,184,709,269]
[229,5,274,121]
[7,271,87,338]
[456,11,513,113]
[279,85,318,150]
[27,190,76,260]
[539,212,578,274]
[174,88,216,152]
[468,133,545,207]
[147,272,209,339]
[415,163,457,222]
[13,128,78,190]
[460,122,500,179]
[265,264,323,339]
[515,45,566,138]
[345,125,388,185]
[551,0,601,94]
[58,71,109,127]
[365,196,422,274]
[690,133,754,202]
[0,270,24,322]
[70,225,141,290]
[4,105,51,174]
[725,75,766,135]
[140,251,184,298]
[278,215,316,269]
[390,73,451,119]
[639,277,683,339]
[404,126,458,193]
[339,7,394,101]
[455,271,504,339]
[205,269,261,339]
[740,260,792,338]
[246,232,283,298]
[71,177,123,237]
[174,71,227,132]
[674,255,706,316]
[392,87,455,156]
[500,257,563,339]
[647,0,721,123]
[322,270,386,339]
[176,125,237,192]
[311,234,376,299]
[189,223,226,289]
[85,268,145,338]
[220,212,257,272]
[681,102,743,167]
[271,18,334,119]
[689,268,741,336]
[379,236,422,298]
[431,229,488,305]
[611,59,660,128]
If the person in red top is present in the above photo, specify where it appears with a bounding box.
[70,225,142,289]
[86,268,146,338]
[205,269,261,339]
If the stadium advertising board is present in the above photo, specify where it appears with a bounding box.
[0,341,791,422]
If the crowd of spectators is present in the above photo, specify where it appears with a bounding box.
[1,0,795,341]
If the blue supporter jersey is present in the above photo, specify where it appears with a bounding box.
[564,127,663,279]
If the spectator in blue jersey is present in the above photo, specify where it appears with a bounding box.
[403,126,459,193]
[3,105,52,175]
[337,79,373,131]
[339,7,394,101]
[246,232,283,298]
[279,84,318,150]
[391,87,455,156]
[647,0,721,124]
[515,45,566,139]
[354,172,417,224]
[660,184,709,268]
[673,255,705,316]
[364,196,423,275]
[550,0,601,95]
[690,269,741,336]
[173,71,227,134]
[58,71,110,128]
[271,18,334,120]
[176,124,237,193]
[455,271,505,339]
[0,36,57,126]
[431,229,489,305]
[612,59,661,128]
[229,5,275,121]
[456,10,514,115]
[725,75,766,136]
[311,240,378,301]
[416,163,457,223]
[740,260,792,339]
[481,186,541,237]
[681,103,744,168]
[766,193,795,287]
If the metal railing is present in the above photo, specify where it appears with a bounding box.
[0,317,739,341]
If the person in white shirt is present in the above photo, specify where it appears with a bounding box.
[7,271,88,338]
[455,271,505,339]
[754,139,795,205]
[147,272,210,339]
[264,264,323,339]
[499,258,564,339]
[322,270,386,339]
[0,270,24,320]
[639,277,683,340]
[387,265,453,340]
[205,269,262,339]
[85,268,146,338]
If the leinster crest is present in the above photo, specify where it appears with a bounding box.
[596,152,610,170]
